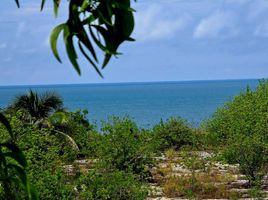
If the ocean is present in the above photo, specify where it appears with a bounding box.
[0,79,259,128]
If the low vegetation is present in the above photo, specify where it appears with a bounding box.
[1,80,268,199]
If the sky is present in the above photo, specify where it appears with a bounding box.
[1,0,268,85]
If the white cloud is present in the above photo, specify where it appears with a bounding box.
[134,5,191,42]
[193,10,238,39]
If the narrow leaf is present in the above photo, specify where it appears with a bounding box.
[53,0,60,17]
[6,164,27,187]
[89,26,106,52]
[29,184,39,200]
[40,0,46,11]
[50,23,65,63]
[81,0,89,12]
[102,54,112,69]
[2,143,27,167]
[0,113,12,137]
[4,152,27,168]
[63,26,81,75]
[78,41,103,78]
[77,27,98,62]
[15,0,20,8]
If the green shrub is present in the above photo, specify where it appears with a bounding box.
[20,129,77,199]
[77,170,148,200]
[32,170,75,200]
[205,80,268,145]
[49,109,97,157]
[223,135,268,185]
[97,117,154,181]
[152,117,193,152]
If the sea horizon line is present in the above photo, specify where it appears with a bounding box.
[0,78,263,88]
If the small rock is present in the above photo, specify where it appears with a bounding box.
[228,180,249,189]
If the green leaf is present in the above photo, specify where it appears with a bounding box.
[112,2,136,12]
[77,27,98,62]
[102,54,112,69]
[92,25,113,53]
[50,23,65,63]
[53,0,60,17]
[81,0,89,12]
[89,26,106,52]
[95,9,113,26]
[78,41,103,78]
[7,164,27,187]
[82,15,96,25]
[28,184,39,200]
[40,0,46,11]
[4,152,27,168]
[15,0,20,8]
[2,143,27,167]
[115,11,134,38]
[126,37,135,41]
[63,25,81,75]
[0,113,12,138]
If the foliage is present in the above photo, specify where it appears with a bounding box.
[0,112,78,199]
[7,90,63,123]
[97,117,154,181]
[223,135,268,185]
[49,109,98,157]
[0,112,37,199]
[15,0,136,76]
[20,127,76,198]
[77,170,148,200]
[31,170,76,200]
[152,117,193,152]
[205,80,268,144]
[204,80,268,186]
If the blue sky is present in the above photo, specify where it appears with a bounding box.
[1,0,268,85]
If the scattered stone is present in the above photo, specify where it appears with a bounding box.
[197,151,215,159]
[149,151,268,199]
[228,180,249,189]
[149,185,163,197]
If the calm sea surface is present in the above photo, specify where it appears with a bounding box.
[0,79,259,128]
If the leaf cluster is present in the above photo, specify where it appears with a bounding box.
[152,117,194,152]
[96,116,154,181]
[16,0,136,76]
[0,113,37,199]
[77,170,148,200]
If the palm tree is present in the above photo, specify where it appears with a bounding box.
[8,90,63,123]
[7,90,79,151]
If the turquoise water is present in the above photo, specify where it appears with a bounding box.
[0,79,259,127]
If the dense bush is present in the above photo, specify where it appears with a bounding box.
[32,170,75,200]
[49,109,99,157]
[152,117,193,151]
[205,80,268,144]
[0,112,77,199]
[204,80,268,186]
[97,117,154,181]
[77,170,148,200]
[223,135,268,185]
